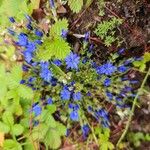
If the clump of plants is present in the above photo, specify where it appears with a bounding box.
[0,11,142,149]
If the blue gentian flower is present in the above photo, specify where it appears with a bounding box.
[49,0,55,8]
[118,65,128,73]
[103,78,111,86]
[65,52,80,69]
[53,59,62,66]
[26,23,33,30]
[17,33,28,46]
[7,28,15,36]
[70,110,79,121]
[61,29,68,38]
[98,109,109,121]
[60,87,71,100]
[9,17,15,23]
[40,69,52,82]
[118,48,125,54]
[84,32,90,42]
[40,62,52,82]
[28,77,35,83]
[47,98,53,104]
[106,91,113,100]
[73,92,82,101]
[82,124,90,139]
[35,39,42,45]
[22,64,29,72]
[50,77,57,86]
[87,106,93,112]
[23,50,33,63]
[20,80,26,84]
[32,104,42,116]
[35,29,43,37]
[96,62,116,75]
[87,91,91,97]
[25,15,32,22]
[26,42,36,52]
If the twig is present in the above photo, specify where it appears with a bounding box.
[116,67,150,148]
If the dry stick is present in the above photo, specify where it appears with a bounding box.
[116,67,150,148]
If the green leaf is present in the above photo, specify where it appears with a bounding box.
[0,64,7,100]
[143,52,150,62]
[0,0,29,26]
[68,0,83,13]
[7,65,22,89]
[12,124,24,136]
[45,115,57,128]
[2,111,14,126]
[17,85,33,99]
[50,19,68,37]
[0,121,10,133]
[46,104,56,114]
[36,37,70,60]
[3,140,22,150]
[56,123,66,136]
[44,129,61,149]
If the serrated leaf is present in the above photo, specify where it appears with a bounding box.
[0,121,10,133]
[36,38,70,60]
[17,85,33,99]
[44,129,61,149]
[12,124,24,136]
[50,19,68,37]
[56,123,66,136]
[2,111,14,126]
[68,0,83,13]
[7,65,22,89]
[3,139,22,150]
[144,52,150,62]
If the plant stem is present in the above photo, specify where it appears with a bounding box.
[116,67,150,147]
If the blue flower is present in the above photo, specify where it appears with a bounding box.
[118,65,128,73]
[23,50,33,63]
[65,52,80,69]
[26,23,33,30]
[47,98,53,104]
[96,62,116,75]
[61,29,68,38]
[84,32,90,42]
[73,92,82,101]
[60,87,71,100]
[82,124,90,139]
[22,65,29,72]
[28,77,35,83]
[53,59,62,66]
[7,28,15,36]
[98,109,109,121]
[35,29,43,37]
[34,40,42,45]
[17,33,28,46]
[106,91,113,100]
[70,110,79,121]
[101,120,109,128]
[25,15,32,22]
[9,17,15,23]
[40,62,52,82]
[50,77,57,86]
[32,104,42,116]
[118,48,125,54]
[26,42,36,52]
[87,91,91,96]
[68,103,79,110]
[40,69,52,82]
[49,0,55,8]
[103,78,111,86]
[20,80,26,84]
[87,106,93,112]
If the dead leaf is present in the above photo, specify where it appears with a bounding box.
[0,132,4,147]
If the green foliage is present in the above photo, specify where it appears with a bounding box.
[36,19,71,60]
[133,52,150,72]
[127,132,150,147]
[3,140,22,150]
[68,0,83,13]
[98,0,105,16]
[50,19,69,37]
[37,37,70,60]
[31,109,66,149]
[94,17,122,46]
[95,127,114,150]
